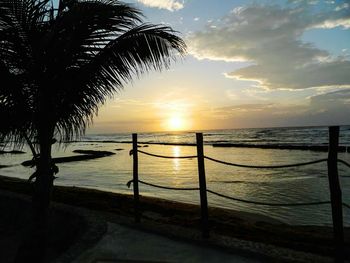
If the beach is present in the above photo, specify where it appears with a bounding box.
[0,174,349,262]
[1,126,350,261]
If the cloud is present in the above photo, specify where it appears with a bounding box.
[314,18,350,29]
[189,2,350,90]
[136,0,184,11]
[335,2,349,12]
[208,89,350,128]
[212,103,306,119]
[309,88,350,108]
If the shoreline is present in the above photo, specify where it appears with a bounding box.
[0,174,280,224]
[0,174,349,260]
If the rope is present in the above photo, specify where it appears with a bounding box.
[127,179,199,191]
[137,150,197,159]
[204,156,327,169]
[126,180,345,208]
[206,189,331,207]
[338,159,350,169]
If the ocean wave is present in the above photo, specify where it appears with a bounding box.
[75,126,350,152]
[71,140,350,152]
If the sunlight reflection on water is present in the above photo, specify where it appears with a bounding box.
[1,132,350,226]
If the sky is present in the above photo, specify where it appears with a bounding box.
[88,0,350,133]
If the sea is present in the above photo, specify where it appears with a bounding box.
[1,125,350,226]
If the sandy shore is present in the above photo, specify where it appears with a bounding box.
[0,174,349,261]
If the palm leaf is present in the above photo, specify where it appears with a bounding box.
[0,0,186,144]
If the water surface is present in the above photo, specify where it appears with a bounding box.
[1,126,350,226]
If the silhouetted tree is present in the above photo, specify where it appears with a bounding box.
[0,0,186,261]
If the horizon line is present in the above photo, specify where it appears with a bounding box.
[86,123,350,135]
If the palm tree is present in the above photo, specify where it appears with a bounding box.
[0,0,186,261]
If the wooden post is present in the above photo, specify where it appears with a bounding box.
[196,133,209,238]
[132,133,140,223]
[327,126,344,261]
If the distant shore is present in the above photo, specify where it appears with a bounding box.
[0,174,349,259]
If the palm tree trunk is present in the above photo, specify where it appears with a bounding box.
[34,126,54,216]
[33,126,54,262]
[15,126,54,263]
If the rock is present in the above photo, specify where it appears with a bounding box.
[0,150,26,154]
[22,150,115,166]
[72,150,115,156]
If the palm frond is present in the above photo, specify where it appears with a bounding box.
[0,0,187,144]
[0,61,35,147]
[53,24,186,141]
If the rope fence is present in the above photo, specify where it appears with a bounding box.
[127,179,199,191]
[204,156,328,169]
[129,127,349,259]
[136,149,197,159]
[338,159,350,169]
[206,189,331,207]
[134,149,329,169]
[127,179,334,207]
[129,134,350,210]
[127,179,350,210]
[134,149,350,172]
[134,149,350,173]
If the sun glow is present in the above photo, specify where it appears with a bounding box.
[167,115,185,131]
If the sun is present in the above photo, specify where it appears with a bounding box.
[168,116,184,131]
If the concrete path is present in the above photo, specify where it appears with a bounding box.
[74,222,260,263]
